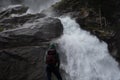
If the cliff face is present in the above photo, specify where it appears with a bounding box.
[108,31,120,62]
[0,5,63,80]
[0,46,47,80]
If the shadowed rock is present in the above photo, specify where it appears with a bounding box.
[0,3,63,80]
[0,46,48,80]
[0,13,46,29]
[0,17,63,49]
[0,16,63,80]
[0,5,28,19]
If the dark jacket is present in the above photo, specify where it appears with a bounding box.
[45,48,60,68]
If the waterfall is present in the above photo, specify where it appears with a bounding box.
[23,0,60,13]
[1,0,120,80]
[0,0,11,10]
[0,0,11,6]
[56,16,120,80]
[0,0,60,13]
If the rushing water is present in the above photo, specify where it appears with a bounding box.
[1,0,120,80]
[23,0,60,13]
[56,16,120,80]
[0,0,60,13]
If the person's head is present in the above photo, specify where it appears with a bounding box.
[49,43,56,49]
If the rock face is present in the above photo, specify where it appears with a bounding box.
[0,46,47,80]
[107,31,120,62]
[0,17,63,49]
[0,5,63,80]
[0,13,46,29]
[0,17,63,80]
[0,5,30,30]
[0,5,28,19]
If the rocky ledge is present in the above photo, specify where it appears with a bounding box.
[0,5,63,80]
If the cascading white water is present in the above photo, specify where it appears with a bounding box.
[0,0,11,10]
[0,0,60,13]
[1,0,120,80]
[56,16,120,80]
[23,0,60,13]
[0,0,11,7]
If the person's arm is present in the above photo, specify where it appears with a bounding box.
[56,52,60,68]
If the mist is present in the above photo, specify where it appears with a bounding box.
[23,0,60,13]
[0,0,60,13]
[56,16,120,80]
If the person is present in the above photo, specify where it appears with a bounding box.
[45,44,62,80]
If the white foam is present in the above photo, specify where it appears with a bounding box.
[23,0,60,13]
[56,16,120,80]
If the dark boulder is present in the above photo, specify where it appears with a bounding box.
[0,46,47,80]
[0,13,46,29]
[0,16,63,80]
[106,31,120,62]
[0,7,63,80]
[0,17,63,49]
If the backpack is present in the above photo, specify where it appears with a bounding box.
[46,49,58,65]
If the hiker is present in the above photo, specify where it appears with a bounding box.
[45,44,62,80]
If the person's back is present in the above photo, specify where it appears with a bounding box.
[46,49,58,66]
[45,44,62,80]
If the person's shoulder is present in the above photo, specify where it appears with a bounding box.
[48,48,56,51]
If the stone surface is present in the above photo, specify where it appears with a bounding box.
[0,5,28,19]
[0,46,47,80]
[0,6,63,80]
[0,17,63,49]
[0,13,46,29]
[107,31,120,62]
[0,15,63,80]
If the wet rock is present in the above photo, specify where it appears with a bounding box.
[0,17,63,49]
[75,9,102,29]
[0,13,46,29]
[0,5,28,19]
[0,46,47,80]
[0,16,63,80]
[106,31,120,62]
